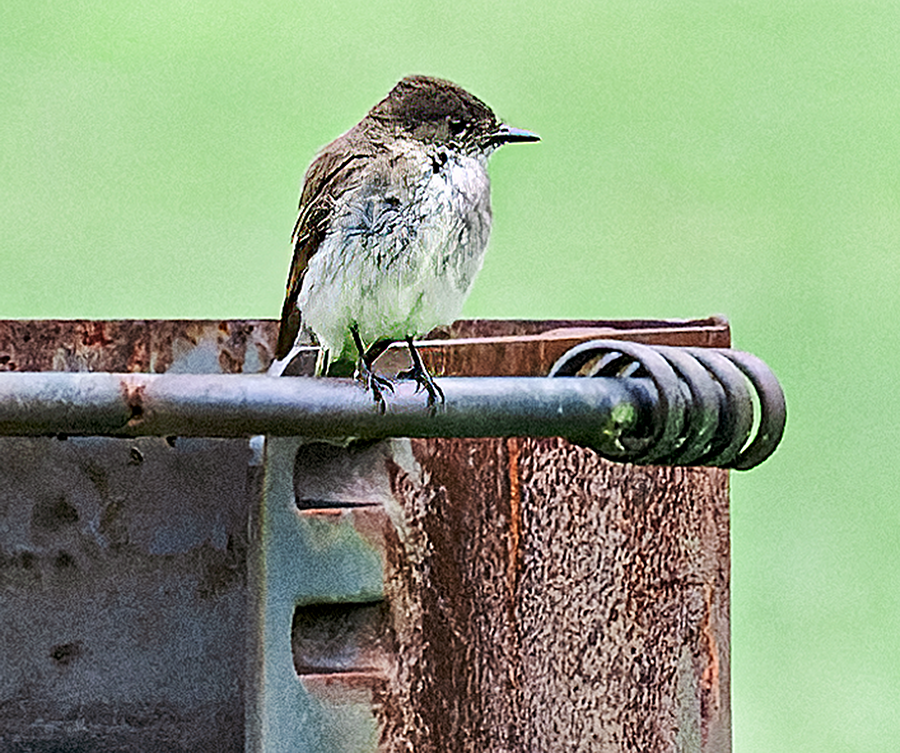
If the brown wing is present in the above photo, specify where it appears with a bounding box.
[274,136,375,360]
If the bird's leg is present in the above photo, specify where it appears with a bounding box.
[397,336,445,410]
[350,324,394,413]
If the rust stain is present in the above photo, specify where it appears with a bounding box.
[700,583,721,710]
[506,437,523,695]
[125,331,151,372]
[121,379,146,426]
[505,438,523,697]
[217,321,252,373]
[297,506,389,554]
[348,507,390,552]
[218,350,243,374]
[506,437,522,599]
[0,317,726,376]
[300,671,388,704]
[80,321,114,348]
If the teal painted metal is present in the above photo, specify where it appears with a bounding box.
[247,436,385,753]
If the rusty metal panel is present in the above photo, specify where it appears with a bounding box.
[373,437,729,752]
[0,318,732,752]
[286,318,732,751]
[0,320,279,374]
[515,441,729,751]
[380,437,522,751]
[0,318,727,377]
[0,321,276,752]
[374,316,731,377]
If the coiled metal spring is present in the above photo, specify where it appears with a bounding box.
[549,340,786,470]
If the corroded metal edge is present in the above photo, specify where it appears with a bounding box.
[0,318,729,376]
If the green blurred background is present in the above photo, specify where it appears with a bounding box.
[2,1,897,749]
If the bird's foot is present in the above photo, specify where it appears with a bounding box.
[397,361,445,413]
[355,360,394,413]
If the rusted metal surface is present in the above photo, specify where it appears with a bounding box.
[0,319,279,374]
[279,317,733,752]
[414,315,731,377]
[0,317,728,376]
[0,318,734,752]
[514,442,729,751]
[0,321,278,752]
[381,437,523,751]
[373,445,729,752]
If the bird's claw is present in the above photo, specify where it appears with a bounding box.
[356,362,394,414]
[397,364,445,413]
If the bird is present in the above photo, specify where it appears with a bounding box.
[270,75,539,411]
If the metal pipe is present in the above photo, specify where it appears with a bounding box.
[0,336,786,470]
[0,372,657,448]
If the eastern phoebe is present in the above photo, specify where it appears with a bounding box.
[271,75,539,410]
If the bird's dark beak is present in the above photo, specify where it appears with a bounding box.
[488,123,540,147]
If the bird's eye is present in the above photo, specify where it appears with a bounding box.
[448,117,467,136]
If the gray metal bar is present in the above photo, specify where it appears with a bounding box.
[0,372,656,442]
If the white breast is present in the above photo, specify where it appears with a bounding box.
[298,147,493,360]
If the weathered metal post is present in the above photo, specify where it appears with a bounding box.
[0,318,772,752]
[273,318,735,752]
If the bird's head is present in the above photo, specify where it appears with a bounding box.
[368,75,539,155]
